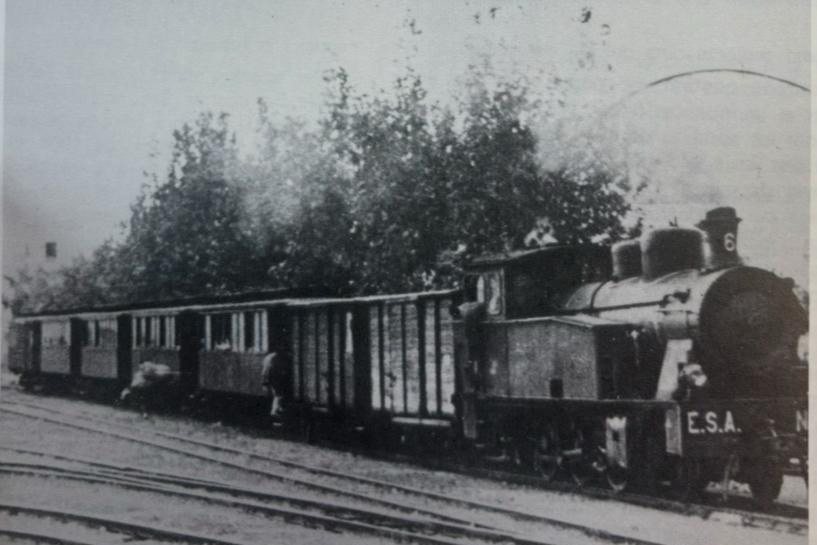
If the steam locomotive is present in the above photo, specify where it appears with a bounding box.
[456,207,807,503]
[8,207,807,504]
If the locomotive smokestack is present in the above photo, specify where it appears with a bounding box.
[696,207,742,269]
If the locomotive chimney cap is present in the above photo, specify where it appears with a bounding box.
[697,206,741,227]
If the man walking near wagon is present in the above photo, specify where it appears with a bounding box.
[261,351,286,419]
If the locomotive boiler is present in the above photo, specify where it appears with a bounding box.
[455,207,807,503]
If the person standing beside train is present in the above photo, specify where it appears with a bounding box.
[261,351,286,419]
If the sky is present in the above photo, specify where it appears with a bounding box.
[2,0,811,285]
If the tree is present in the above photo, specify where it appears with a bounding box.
[120,112,267,300]
[10,63,639,312]
[267,63,636,294]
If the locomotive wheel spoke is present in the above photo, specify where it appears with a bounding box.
[719,454,740,504]
[566,429,603,488]
[531,424,561,482]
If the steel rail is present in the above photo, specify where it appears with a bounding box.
[10,396,809,530]
[0,461,567,545]
[1,402,673,545]
[0,502,260,545]
[0,403,480,528]
[0,528,102,545]
[5,396,807,535]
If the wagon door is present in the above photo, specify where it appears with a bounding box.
[352,304,371,415]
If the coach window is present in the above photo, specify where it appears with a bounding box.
[209,313,232,350]
[145,317,153,347]
[166,316,177,349]
[133,317,142,347]
[43,320,69,348]
[159,316,167,347]
[464,275,479,302]
[88,318,117,348]
[85,321,95,347]
[244,311,255,352]
[245,310,267,352]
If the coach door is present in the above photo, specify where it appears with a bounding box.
[69,318,84,377]
[117,314,133,386]
[177,311,201,393]
[30,322,42,373]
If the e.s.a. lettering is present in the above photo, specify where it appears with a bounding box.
[686,410,741,435]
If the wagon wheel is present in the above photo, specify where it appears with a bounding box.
[531,423,562,482]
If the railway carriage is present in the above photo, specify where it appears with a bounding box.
[10,314,75,383]
[76,312,126,384]
[196,299,289,399]
[358,291,458,428]
[286,291,458,435]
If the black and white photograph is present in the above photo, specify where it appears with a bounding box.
[1,1,811,544]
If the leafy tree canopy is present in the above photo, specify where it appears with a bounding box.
[10,63,638,312]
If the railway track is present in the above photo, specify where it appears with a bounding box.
[0,502,258,545]
[2,396,808,538]
[0,459,556,545]
[0,528,102,545]
[0,401,673,545]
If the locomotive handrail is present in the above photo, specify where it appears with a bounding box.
[555,296,681,317]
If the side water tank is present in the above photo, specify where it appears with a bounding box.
[641,228,703,280]
[611,240,642,280]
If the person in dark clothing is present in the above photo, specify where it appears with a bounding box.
[261,352,286,417]
[120,361,179,416]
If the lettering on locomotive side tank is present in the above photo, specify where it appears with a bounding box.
[796,408,807,433]
[686,409,741,435]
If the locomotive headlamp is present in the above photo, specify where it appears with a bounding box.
[680,362,708,389]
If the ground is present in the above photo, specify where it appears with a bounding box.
[0,385,808,545]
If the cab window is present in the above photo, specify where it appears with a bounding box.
[475,272,502,315]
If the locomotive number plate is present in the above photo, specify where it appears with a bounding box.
[685,409,741,435]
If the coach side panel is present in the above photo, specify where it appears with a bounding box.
[40,319,72,375]
[80,317,119,379]
[198,308,280,396]
[290,304,358,412]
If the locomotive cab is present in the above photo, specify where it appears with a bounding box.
[463,245,611,320]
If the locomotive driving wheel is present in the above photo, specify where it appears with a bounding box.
[745,458,784,507]
[672,458,710,501]
[606,462,629,493]
[566,428,605,487]
[531,422,562,482]
[800,456,808,488]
